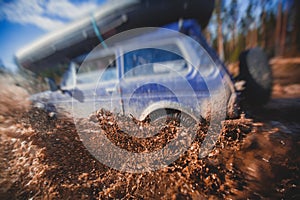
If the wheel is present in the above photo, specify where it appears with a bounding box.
[238,47,272,106]
[148,108,197,128]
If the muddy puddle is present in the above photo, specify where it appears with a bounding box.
[0,77,300,199]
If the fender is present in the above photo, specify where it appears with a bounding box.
[138,100,202,122]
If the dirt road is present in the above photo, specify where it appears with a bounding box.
[0,72,299,199]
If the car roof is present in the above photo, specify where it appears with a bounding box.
[79,31,184,63]
[76,20,202,63]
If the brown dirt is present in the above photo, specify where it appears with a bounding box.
[0,74,300,199]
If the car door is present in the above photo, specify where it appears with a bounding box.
[73,50,122,118]
[119,40,193,120]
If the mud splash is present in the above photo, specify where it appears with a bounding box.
[1,104,299,199]
[0,75,300,199]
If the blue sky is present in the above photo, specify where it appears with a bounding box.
[0,0,106,71]
[0,0,281,72]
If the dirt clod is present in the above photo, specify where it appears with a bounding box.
[0,76,300,199]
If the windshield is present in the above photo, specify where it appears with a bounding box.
[77,54,117,84]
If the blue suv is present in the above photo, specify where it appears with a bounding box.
[30,20,237,123]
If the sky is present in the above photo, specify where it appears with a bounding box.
[0,0,281,72]
[0,0,106,71]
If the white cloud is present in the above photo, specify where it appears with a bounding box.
[0,0,100,31]
[46,0,98,20]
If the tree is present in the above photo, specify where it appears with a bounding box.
[227,0,238,50]
[260,0,267,48]
[280,0,289,55]
[207,0,299,61]
[216,0,224,61]
[293,0,300,55]
[275,0,283,56]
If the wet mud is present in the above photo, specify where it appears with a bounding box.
[0,76,300,199]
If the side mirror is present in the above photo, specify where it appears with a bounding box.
[45,77,58,91]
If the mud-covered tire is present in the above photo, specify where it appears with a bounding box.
[238,48,272,106]
[148,109,197,128]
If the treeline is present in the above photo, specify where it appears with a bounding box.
[205,0,300,62]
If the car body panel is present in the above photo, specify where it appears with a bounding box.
[30,20,238,120]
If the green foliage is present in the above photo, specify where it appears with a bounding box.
[224,35,245,63]
[228,44,242,63]
[206,0,299,63]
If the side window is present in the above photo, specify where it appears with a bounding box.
[123,44,187,78]
[77,54,117,84]
[100,60,117,81]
